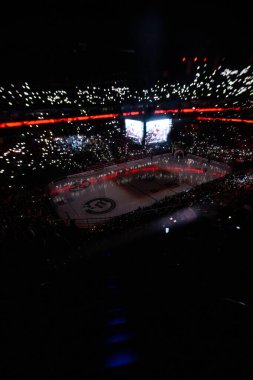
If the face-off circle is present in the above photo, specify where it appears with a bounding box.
[83,198,116,214]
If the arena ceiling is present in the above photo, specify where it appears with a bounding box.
[1,1,252,83]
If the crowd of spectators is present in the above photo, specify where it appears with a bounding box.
[1,141,252,281]
[0,64,252,115]
[171,119,253,164]
[1,114,253,187]
[1,62,253,282]
[0,119,136,185]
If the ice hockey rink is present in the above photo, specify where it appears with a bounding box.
[48,153,230,227]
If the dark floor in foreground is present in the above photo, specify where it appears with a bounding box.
[2,217,253,379]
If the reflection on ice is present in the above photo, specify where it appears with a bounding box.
[48,153,230,226]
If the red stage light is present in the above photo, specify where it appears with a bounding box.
[122,111,139,117]
[0,113,119,129]
[0,107,249,129]
[196,116,253,124]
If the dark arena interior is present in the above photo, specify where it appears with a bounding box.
[1,3,253,379]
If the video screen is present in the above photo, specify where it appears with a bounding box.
[146,118,172,144]
[125,119,144,144]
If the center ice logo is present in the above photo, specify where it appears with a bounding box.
[83,198,116,214]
